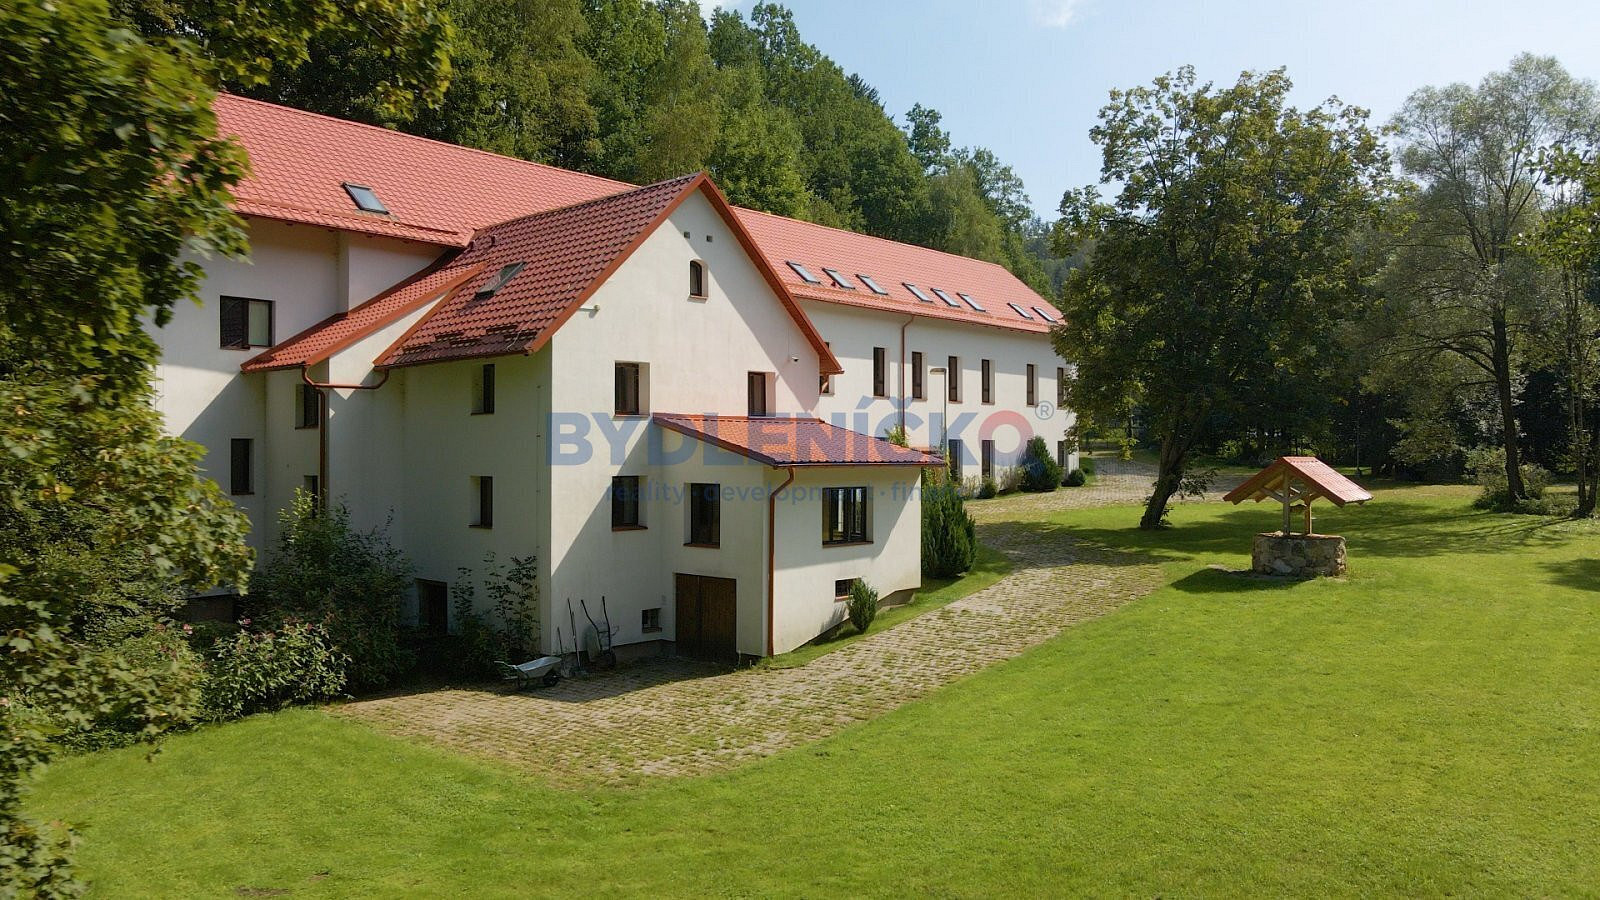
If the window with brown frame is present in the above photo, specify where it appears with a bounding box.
[947,439,964,482]
[1057,366,1067,405]
[819,342,834,395]
[614,362,642,416]
[689,259,707,298]
[220,296,273,349]
[473,363,496,415]
[947,356,960,402]
[1026,364,1037,406]
[981,359,993,405]
[471,476,493,528]
[981,440,995,480]
[911,351,925,400]
[687,482,720,546]
[229,438,252,495]
[834,578,857,601]
[748,372,770,417]
[823,486,869,545]
[296,383,320,429]
[872,347,887,398]
[611,475,643,529]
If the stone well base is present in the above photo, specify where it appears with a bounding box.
[1252,532,1347,578]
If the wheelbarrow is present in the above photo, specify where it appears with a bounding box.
[497,655,563,689]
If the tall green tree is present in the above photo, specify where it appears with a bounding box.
[1378,54,1599,503]
[1053,67,1393,529]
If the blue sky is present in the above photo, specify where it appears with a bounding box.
[703,0,1600,217]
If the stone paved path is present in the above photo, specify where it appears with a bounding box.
[336,492,1166,785]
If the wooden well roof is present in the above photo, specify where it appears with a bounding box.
[1223,456,1373,507]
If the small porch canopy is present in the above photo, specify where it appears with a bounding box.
[1223,456,1372,535]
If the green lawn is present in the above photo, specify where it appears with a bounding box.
[30,484,1600,896]
[761,543,1012,669]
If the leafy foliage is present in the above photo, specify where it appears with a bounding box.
[846,579,879,634]
[246,493,414,692]
[1466,447,1552,512]
[1064,468,1087,488]
[200,623,348,720]
[450,554,542,678]
[1017,436,1062,493]
[921,472,977,579]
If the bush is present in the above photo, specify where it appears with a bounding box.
[1467,447,1551,512]
[883,424,909,447]
[976,478,998,499]
[200,622,348,719]
[922,471,978,578]
[1064,468,1087,487]
[246,492,413,691]
[1018,436,1063,492]
[1081,457,1096,477]
[52,624,204,752]
[449,553,541,678]
[846,579,879,633]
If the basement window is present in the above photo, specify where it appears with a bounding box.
[834,578,857,601]
[958,292,986,312]
[342,183,389,214]
[822,268,856,290]
[787,261,822,284]
[931,288,962,308]
[642,607,662,632]
[475,262,525,300]
[903,282,934,303]
[857,274,889,295]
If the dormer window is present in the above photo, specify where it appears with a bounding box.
[475,262,525,300]
[1033,307,1059,323]
[822,268,856,290]
[342,183,388,214]
[689,260,707,298]
[858,274,889,295]
[931,288,962,308]
[787,261,822,284]
[904,282,933,303]
[958,292,986,312]
[1007,302,1034,320]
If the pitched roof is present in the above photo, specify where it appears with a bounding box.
[214,94,1061,334]
[370,174,839,372]
[653,414,943,467]
[1223,456,1374,507]
[734,207,1064,334]
[214,94,630,247]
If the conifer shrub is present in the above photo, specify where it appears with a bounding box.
[847,579,879,633]
[1018,436,1063,492]
[922,471,978,578]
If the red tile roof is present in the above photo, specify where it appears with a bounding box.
[215,94,1061,335]
[240,261,485,372]
[734,207,1063,334]
[372,174,839,372]
[653,414,943,467]
[214,94,630,247]
[1223,456,1374,507]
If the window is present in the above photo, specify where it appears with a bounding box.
[982,440,995,480]
[689,260,707,298]
[820,342,834,395]
[641,607,662,632]
[1058,440,1070,473]
[612,475,643,529]
[787,261,822,284]
[229,438,252,495]
[296,383,320,429]
[858,274,888,295]
[947,440,964,482]
[958,292,985,312]
[1057,366,1067,405]
[981,359,993,405]
[471,476,493,528]
[1007,302,1034,320]
[614,362,642,416]
[474,262,525,300]
[931,288,962,308]
[872,347,887,398]
[342,183,388,214]
[947,356,960,402]
[911,351,925,400]
[687,483,720,546]
[822,268,856,289]
[417,580,449,633]
[303,475,321,505]
[473,364,496,415]
[1033,307,1059,323]
[834,578,857,601]
[904,282,934,303]
[823,486,869,545]
[747,371,770,417]
[220,296,273,349]
[1027,364,1037,406]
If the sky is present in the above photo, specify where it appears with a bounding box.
[701,0,1600,217]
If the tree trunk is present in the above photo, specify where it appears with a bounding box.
[1140,435,1186,530]
[1491,312,1527,502]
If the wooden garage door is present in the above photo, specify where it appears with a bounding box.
[674,574,738,663]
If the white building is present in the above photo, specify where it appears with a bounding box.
[158,95,1075,660]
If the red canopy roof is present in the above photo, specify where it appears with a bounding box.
[1223,456,1373,507]
[653,414,943,468]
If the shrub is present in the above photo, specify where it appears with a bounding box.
[1081,457,1096,477]
[52,623,204,752]
[1064,468,1087,487]
[450,553,541,678]
[847,579,879,633]
[883,424,909,447]
[1467,447,1551,511]
[922,471,978,578]
[976,478,998,499]
[246,492,413,691]
[1018,436,1063,492]
[200,622,348,719]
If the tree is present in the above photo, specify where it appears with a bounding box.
[1379,55,1600,504]
[1053,67,1393,529]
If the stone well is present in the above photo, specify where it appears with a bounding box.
[1252,532,1347,578]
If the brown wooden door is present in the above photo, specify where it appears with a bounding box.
[675,574,738,663]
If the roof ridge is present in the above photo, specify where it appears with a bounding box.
[471,172,703,237]
[732,204,1020,277]
[216,93,636,194]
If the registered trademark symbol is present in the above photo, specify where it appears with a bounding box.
[1035,400,1056,419]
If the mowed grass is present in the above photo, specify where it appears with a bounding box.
[30,484,1600,896]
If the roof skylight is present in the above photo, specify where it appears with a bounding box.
[787,261,822,284]
[822,268,856,290]
[930,288,962,308]
[1007,302,1034,319]
[958,292,986,312]
[1033,307,1058,323]
[342,182,389,214]
[857,274,889,295]
[474,262,525,300]
[903,282,934,303]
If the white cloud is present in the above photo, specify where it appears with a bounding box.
[696,0,745,19]
[1030,0,1086,28]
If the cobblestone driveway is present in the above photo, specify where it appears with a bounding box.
[336,490,1167,784]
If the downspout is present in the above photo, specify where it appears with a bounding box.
[301,366,391,512]
[898,314,914,432]
[766,465,797,657]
